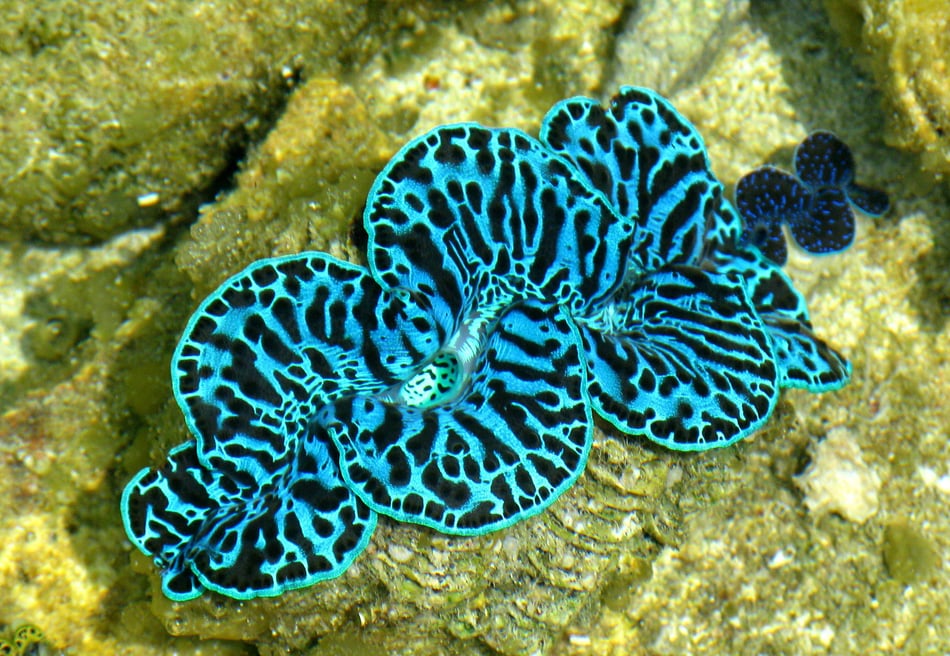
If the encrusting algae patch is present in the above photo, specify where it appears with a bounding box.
[0,0,948,654]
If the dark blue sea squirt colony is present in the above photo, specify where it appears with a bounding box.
[121,87,883,601]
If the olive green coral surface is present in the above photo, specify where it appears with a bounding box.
[0,0,947,654]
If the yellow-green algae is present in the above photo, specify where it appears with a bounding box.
[882,518,939,585]
[0,0,948,654]
[0,1,373,244]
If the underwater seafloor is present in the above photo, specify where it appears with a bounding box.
[0,0,947,654]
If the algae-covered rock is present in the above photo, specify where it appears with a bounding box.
[174,77,395,298]
[0,1,368,244]
[824,0,950,177]
[607,0,749,96]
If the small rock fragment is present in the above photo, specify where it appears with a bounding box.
[796,427,881,523]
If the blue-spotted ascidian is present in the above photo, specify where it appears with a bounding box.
[121,87,855,601]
